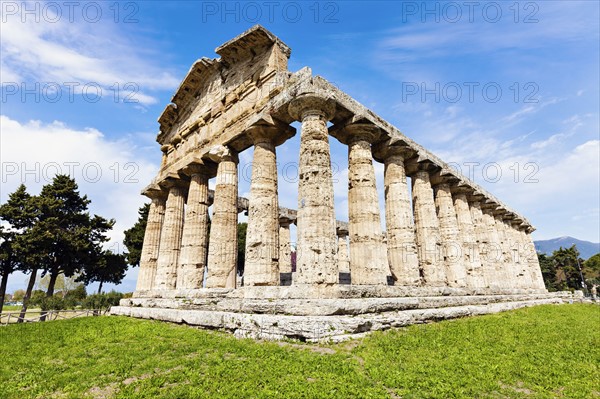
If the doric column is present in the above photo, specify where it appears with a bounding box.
[493,213,515,289]
[244,125,282,286]
[278,217,293,274]
[411,168,445,286]
[470,199,492,288]
[341,123,388,285]
[434,183,466,287]
[206,145,238,288]
[481,206,504,289]
[154,179,186,290]
[288,95,338,285]
[510,220,533,288]
[336,227,350,274]
[136,188,167,291]
[453,192,485,288]
[379,146,420,286]
[521,227,546,290]
[176,164,210,289]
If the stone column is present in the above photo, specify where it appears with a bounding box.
[381,147,420,286]
[344,123,389,285]
[206,146,238,288]
[288,95,338,285]
[494,214,516,290]
[336,228,350,274]
[482,207,503,289]
[136,188,167,291]
[412,169,445,286]
[453,193,485,288]
[470,199,492,288]
[176,164,210,289]
[521,227,546,290]
[434,183,466,287]
[510,221,533,288]
[244,126,281,286]
[278,218,293,274]
[154,180,186,290]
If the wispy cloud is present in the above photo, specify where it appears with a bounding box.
[1,2,179,105]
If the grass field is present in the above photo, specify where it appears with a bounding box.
[0,304,598,399]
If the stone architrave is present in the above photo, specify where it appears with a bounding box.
[412,169,445,286]
[244,125,281,286]
[177,164,210,289]
[434,183,466,287]
[154,180,186,290]
[379,147,421,285]
[288,95,338,285]
[342,123,389,285]
[453,193,485,288]
[206,145,239,288]
[278,218,293,274]
[136,188,167,291]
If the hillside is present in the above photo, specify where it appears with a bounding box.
[535,236,600,259]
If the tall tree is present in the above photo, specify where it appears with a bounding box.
[553,245,585,290]
[78,251,129,294]
[0,184,35,314]
[538,252,557,292]
[123,203,149,267]
[33,175,114,298]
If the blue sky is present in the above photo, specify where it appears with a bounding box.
[1,1,599,293]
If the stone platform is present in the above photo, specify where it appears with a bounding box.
[111,288,576,342]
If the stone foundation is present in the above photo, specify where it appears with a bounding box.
[111,290,575,342]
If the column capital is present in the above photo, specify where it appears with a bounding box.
[206,145,238,164]
[335,122,381,145]
[288,94,336,121]
[372,144,415,162]
[245,122,295,147]
[181,162,209,178]
[142,184,167,201]
[158,175,187,191]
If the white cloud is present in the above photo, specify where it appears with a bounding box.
[1,114,160,292]
[0,2,179,105]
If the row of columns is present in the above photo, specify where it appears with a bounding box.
[136,94,545,292]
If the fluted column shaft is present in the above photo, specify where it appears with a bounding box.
[245,128,280,286]
[346,127,388,285]
[154,182,185,290]
[493,215,514,289]
[136,192,166,291]
[434,184,466,287]
[206,147,238,288]
[383,151,420,285]
[412,170,445,286]
[177,166,210,289]
[470,201,493,288]
[520,229,546,290]
[482,208,503,289]
[289,96,338,285]
[279,219,292,274]
[510,222,533,288]
[454,194,485,288]
[336,233,350,274]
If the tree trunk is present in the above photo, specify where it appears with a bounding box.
[97,280,104,295]
[40,270,59,322]
[0,272,8,313]
[46,271,58,297]
[17,268,37,323]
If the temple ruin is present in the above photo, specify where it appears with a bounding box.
[112,26,573,342]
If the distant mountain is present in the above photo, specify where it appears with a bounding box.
[534,236,600,260]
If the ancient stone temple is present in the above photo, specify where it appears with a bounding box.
[112,26,573,342]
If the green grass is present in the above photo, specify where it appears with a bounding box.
[0,304,598,399]
[1,305,25,311]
